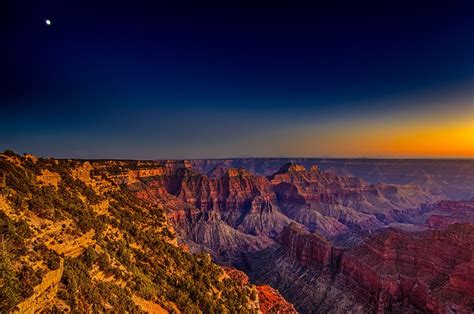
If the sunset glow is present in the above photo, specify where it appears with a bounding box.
[1,2,473,159]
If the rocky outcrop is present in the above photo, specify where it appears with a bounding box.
[112,167,167,185]
[132,295,168,314]
[222,267,297,313]
[14,260,64,314]
[256,285,297,314]
[36,169,61,187]
[107,160,192,185]
[277,223,340,268]
[175,167,285,232]
[338,223,474,312]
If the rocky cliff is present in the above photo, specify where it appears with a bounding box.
[222,266,297,313]
[421,198,474,228]
[244,222,474,313]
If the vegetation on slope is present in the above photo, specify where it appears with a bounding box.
[0,151,259,313]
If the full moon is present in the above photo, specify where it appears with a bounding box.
[45,19,51,26]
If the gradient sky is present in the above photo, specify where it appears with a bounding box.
[1,1,473,159]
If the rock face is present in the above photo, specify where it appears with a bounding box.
[270,162,442,236]
[244,222,474,313]
[278,223,340,268]
[15,260,64,314]
[129,165,292,261]
[422,198,474,228]
[256,285,297,314]
[222,267,297,313]
[111,160,192,185]
[339,223,474,313]
[175,167,289,238]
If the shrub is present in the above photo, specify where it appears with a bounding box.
[0,242,22,312]
[82,247,98,267]
[18,265,43,297]
[46,250,61,270]
[3,150,17,157]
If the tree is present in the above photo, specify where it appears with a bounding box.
[0,239,22,311]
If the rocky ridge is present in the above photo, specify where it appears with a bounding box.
[189,158,474,200]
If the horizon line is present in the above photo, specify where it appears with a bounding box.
[3,149,474,161]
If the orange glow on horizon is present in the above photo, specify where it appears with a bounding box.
[371,123,474,158]
[282,110,474,159]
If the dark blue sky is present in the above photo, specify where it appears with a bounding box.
[1,1,473,158]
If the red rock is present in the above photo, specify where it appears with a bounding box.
[339,223,474,312]
[178,243,190,253]
[250,221,474,313]
[424,198,474,228]
[277,223,340,268]
[256,285,297,314]
[222,266,250,285]
[222,267,297,312]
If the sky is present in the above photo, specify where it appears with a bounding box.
[1,1,473,159]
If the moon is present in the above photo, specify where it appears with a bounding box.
[45,19,51,26]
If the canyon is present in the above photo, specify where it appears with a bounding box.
[1,153,473,313]
[108,157,474,312]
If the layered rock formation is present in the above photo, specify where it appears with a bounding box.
[125,161,446,260]
[127,165,292,261]
[244,222,474,313]
[271,162,448,235]
[421,198,474,228]
[338,223,474,312]
[15,260,64,313]
[189,158,474,200]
